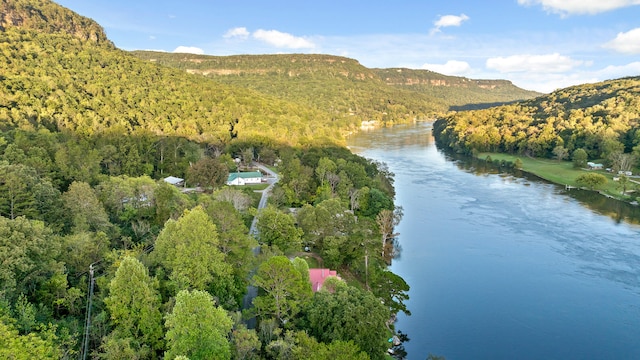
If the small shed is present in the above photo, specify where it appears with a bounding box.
[227,171,263,186]
[587,162,603,170]
[163,176,184,187]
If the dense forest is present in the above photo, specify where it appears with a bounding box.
[433,76,640,171]
[373,67,541,110]
[0,28,358,146]
[132,51,539,124]
[0,0,417,359]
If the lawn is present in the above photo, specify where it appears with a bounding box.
[478,152,637,201]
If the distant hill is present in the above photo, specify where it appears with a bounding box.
[433,76,640,159]
[132,51,450,125]
[0,0,111,44]
[373,68,542,110]
[131,52,540,122]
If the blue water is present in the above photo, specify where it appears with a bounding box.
[348,123,640,360]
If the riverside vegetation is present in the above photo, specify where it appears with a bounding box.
[433,76,640,203]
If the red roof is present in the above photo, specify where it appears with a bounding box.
[308,268,341,292]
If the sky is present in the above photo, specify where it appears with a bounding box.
[54,0,640,93]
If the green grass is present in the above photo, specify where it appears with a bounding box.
[300,255,320,268]
[244,183,270,191]
[479,152,637,201]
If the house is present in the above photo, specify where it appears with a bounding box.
[309,268,342,292]
[587,162,603,170]
[226,171,263,186]
[163,176,184,187]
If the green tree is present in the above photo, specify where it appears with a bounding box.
[186,157,229,190]
[61,181,112,234]
[360,187,393,218]
[617,174,630,195]
[0,163,37,220]
[291,331,369,360]
[315,157,337,186]
[153,181,193,227]
[575,173,607,190]
[153,206,230,292]
[252,256,312,325]
[0,319,63,360]
[302,285,389,360]
[370,269,410,316]
[513,158,523,169]
[256,206,303,253]
[204,200,256,307]
[552,145,569,161]
[103,256,164,358]
[165,289,234,360]
[572,148,588,168]
[62,231,110,276]
[297,199,356,251]
[0,216,63,303]
[230,324,261,360]
[54,139,102,185]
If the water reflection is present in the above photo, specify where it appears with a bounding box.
[348,122,640,360]
[443,150,640,225]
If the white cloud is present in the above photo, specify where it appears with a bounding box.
[252,29,315,49]
[431,14,469,34]
[597,61,640,79]
[517,0,640,15]
[506,61,640,93]
[421,60,472,75]
[173,46,204,54]
[604,28,640,54]
[486,53,584,73]
[224,27,250,40]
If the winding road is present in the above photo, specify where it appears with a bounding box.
[242,161,279,328]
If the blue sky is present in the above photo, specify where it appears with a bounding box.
[55,0,640,93]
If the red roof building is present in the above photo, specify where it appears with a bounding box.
[308,268,341,292]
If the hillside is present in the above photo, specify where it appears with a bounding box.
[0,27,358,145]
[433,76,640,160]
[0,0,111,44]
[132,51,450,125]
[132,52,540,118]
[374,68,542,110]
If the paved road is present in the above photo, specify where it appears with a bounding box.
[242,162,279,328]
[249,162,279,237]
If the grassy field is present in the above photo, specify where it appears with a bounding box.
[478,152,638,201]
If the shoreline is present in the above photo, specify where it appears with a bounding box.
[476,152,639,206]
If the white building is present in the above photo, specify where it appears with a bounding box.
[226,171,263,186]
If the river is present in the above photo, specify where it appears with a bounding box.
[347,122,640,360]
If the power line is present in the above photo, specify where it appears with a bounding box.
[80,263,95,360]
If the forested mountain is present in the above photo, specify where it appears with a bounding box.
[0,27,356,146]
[132,51,448,125]
[132,51,540,123]
[433,76,640,161]
[374,67,541,110]
[0,0,110,44]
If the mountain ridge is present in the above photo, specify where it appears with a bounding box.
[133,51,541,114]
[0,0,111,45]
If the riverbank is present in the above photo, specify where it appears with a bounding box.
[477,152,639,205]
